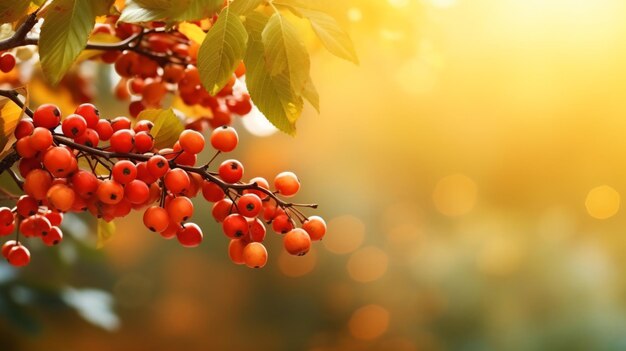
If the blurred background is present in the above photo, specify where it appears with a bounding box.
[4,0,626,350]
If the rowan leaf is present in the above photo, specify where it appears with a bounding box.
[0,98,23,153]
[96,219,115,249]
[197,6,248,96]
[119,0,222,23]
[39,0,99,85]
[244,12,302,135]
[275,0,358,64]
[230,0,265,15]
[261,11,310,94]
[302,76,319,112]
[0,0,29,23]
[178,22,206,43]
[136,108,184,149]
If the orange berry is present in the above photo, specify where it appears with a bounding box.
[283,228,311,256]
[243,242,267,268]
[302,216,326,241]
[274,171,300,197]
[96,180,124,205]
[143,206,169,232]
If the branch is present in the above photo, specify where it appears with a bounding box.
[0,10,39,51]
[2,19,188,67]
[53,134,317,210]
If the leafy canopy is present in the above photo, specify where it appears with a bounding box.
[8,0,357,134]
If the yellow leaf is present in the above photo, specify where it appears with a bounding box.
[171,96,212,121]
[0,98,24,153]
[178,22,206,44]
[96,219,115,249]
[77,32,122,62]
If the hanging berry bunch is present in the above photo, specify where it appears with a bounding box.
[0,0,357,269]
[0,98,325,268]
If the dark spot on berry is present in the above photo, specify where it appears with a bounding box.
[71,127,79,135]
[53,108,60,117]
[182,216,188,221]
[123,168,131,175]
[235,231,242,237]
[149,226,155,232]
[157,160,165,168]
[111,194,117,200]
[53,240,59,245]
[230,163,238,170]
[246,203,254,211]
[42,231,48,236]
[85,141,93,147]
[95,109,99,116]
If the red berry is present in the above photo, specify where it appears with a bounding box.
[133,131,154,153]
[29,127,53,151]
[96,180,124,205]
[236,193,262,218]
[143,206,169,232]
[0,206,15,225]
[201,181,224,202]
[111,116,132,131]
[243,242,267,268]
[124,179,150,205]
[74,103,100,128]
[218,159,243,183]
[129,100,146,118]
[212,198,234,222]
[110,129,135,153]
[302,216,326,241]
[62,114,87,138]
[248,218,266,242]
[1,240,17,257]
[210,126,238,152]
[14,118,34,139]
[33,104,61,129]
[112,160,137,184]
[74,128,100,147]
[0,52,16,73]
[222,214,248,239]
[272,214,294,234]
[133,120,154,133]
[43,146,73,177]
[71,170,99,198]
[283,228,311,256]
[176,222,203,247]
[16,195,38,217]
[179,129,205,154]
[274,171,300,197]
[7,245,30,266]
[228,238,247,264]
[164,169,190,195]
[95,119,114,141]
[166,196,194,223]
[42,226,63,246]
[146,155,170,178]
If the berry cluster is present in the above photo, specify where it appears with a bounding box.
[91,19,251,130]
[0,52,16,73]
[1,101,324,268]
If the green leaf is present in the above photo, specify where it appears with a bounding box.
[93,0,116,16]
[0,0,29,23]
[230,0,264,15]
[302,76,319,112]
[261,12,310,94]
[119,0,222,23]
[197,6,247,96]
[176,0,223,21]
[96,219,115,249]
[244,12,302,135]
[275,1,358,64]
[136,108,184,149]
[39,0,98,85]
